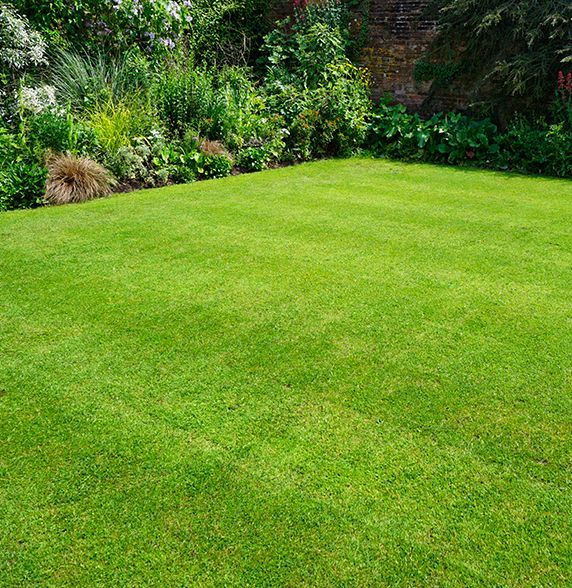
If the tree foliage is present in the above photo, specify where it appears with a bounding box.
[8,0,274,66]
[424,0,572,114]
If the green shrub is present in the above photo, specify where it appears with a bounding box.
[496,118,572,178]
[211,67,263,148]
[214,69,287,160]
[105,132,202,187]
[369,96,571,178]
[262,1,348,90]
[0,127,27,163]
[0,127,47,210]
[153,67,216,138]
[87,100,156,156]
[266,63,370,161]
[200,154,233,179]
[236,132,286,172]
[153,65,286,165]
[420,113,499,165]
[237,146,269,172]
[151,139,202,184]
[107,144,150,185]
[26,110,98,156]
[370,97,499,165]
[0,160,46,210]
[262,2,370,161]
[316,62,371,156]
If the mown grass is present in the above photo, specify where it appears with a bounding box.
[1,159,571,586]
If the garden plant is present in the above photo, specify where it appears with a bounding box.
[0,0,571,210]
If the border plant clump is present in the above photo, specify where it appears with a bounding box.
[368,89,572,178]
[0,0,570,212]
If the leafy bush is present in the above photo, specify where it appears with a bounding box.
[262,2,370,161]
[26,110,98,156]
[210,68,269,149]
[237,134,285,172]
[0,127,27,164]
[266,64,370,161]
[87,100,156,156]
[153,65,287,163]
[153,67,215,138]
[0,160,46,211]
[263,2,348,90]
[109,145,150,185]
[200,154,233,179]
[105,132,201,187]
[370,97,499,164]
[237,146,269,172]
[369,96,571,178]
[315,62,371,156]
[0,127,47,210]
[496,118,572,178]
[150,138,201,184]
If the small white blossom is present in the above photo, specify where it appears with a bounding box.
[0,4,47,71]
[18,85,58,114]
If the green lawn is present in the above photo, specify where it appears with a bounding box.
[1,159,571,586]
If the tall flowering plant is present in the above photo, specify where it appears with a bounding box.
[0,3,49,122]
[84,0,193,55]
[555,70,572,127]
[557,71,572,105]
[11,0,194,57]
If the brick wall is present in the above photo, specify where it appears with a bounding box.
[270,0,467,112]
[362,0,433,107]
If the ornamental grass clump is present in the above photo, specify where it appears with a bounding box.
[199,138,231,158]
[45,154,116,205]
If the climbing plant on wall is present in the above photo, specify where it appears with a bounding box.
[422,0,572,115]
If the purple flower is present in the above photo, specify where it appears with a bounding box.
[160,37,175,50]
[166,1,181,19]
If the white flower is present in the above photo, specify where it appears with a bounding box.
[18,85,58,114]
[0,4,47,71]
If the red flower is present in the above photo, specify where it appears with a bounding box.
[557,70,572,103]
